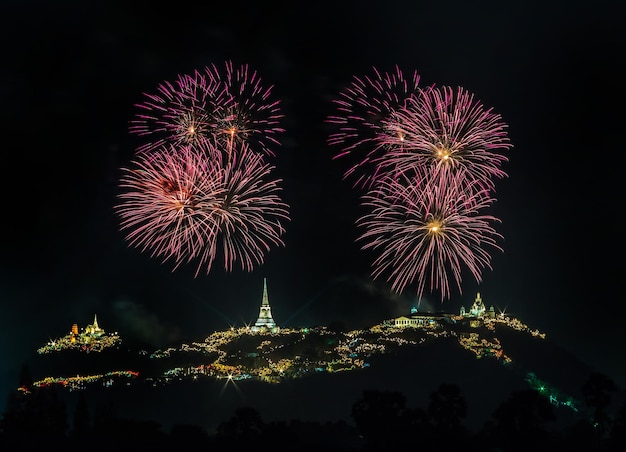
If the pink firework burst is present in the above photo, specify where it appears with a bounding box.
[115,140,290,276]
[326,65,422,189]
[129,69,232,154]
[203,60,285,159]
[379,85,512,195]
[356,172,503,301]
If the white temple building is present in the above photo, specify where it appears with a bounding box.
[459,292,495,318]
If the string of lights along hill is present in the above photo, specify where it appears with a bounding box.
[29,284,580,417]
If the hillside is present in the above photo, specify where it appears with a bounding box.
[20,313,614,433]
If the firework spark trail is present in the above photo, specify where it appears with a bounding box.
[379,85,512,196]
[116,140,289,276]
[204,60,285,159]
[129,69,233,155]
[116,144,215,267]
[356,172,503,301]
[199,145,290,273]
[326,65,422,189]
[129,61,285,162]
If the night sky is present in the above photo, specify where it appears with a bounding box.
[1,0,625,413]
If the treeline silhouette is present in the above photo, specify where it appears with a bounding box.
[1,364,626,451]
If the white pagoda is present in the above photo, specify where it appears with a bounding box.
[251,278,279,333]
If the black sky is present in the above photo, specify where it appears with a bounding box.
[1,0,625,410]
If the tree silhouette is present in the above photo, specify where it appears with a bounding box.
[607,399,626,451]
[71,391,91,440]
[169,422,210,447]
[563,417,602,452]
[2,362,625,451]
[427,383,468,431]
[92,396,117,437]
[581,371,619,438]
[215,406,265,446]
[17,363,33,392]
[263,418,362,451]
[427,383,470,449]
[482,388,558,451]
[90,397,167,452]
[0,364,69,449]
[38,386,68,441]
[351,389,416,451]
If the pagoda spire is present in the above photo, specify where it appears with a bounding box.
[252,278,278,333]
[261,278,270,307]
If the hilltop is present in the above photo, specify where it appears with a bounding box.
[21,305,615,434]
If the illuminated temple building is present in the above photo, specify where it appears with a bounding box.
[69,314,105,343]
[250,278,279,333]
[38,314,121,354]
[459,292,495,318]
[392,293,496,328]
